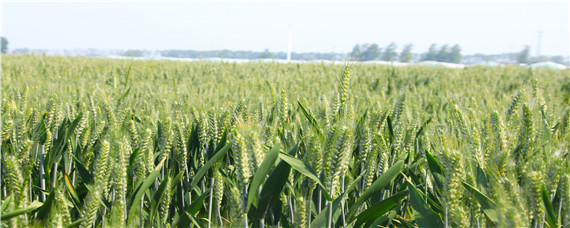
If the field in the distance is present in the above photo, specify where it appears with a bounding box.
[1,55,569,227]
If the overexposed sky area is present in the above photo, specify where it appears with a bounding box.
[1,1,569,56]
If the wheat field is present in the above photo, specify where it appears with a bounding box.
[0,55,568,227]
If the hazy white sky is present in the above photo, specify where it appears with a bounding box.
[2,1,569,55]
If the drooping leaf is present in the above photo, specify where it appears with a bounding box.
[0,201,43,220]
[150,175,169,223]
[415,116,433,138]
[542,184,558,228]
[298,101,321,136]
[311,174,363,228]
[188,143,230,192]
[347,160,404,219]
[387,115,394,143]
[186,211,205,228]
[1,195,12,213]
[408,181,444,227]
[66,219,85,228]
[277,152,324,190]
[36,190,55,221]
[368,210,397,228]
[74,156,93,185]
[247,143,280,211]
[127,148,141,179]
[188,188,211,215]
[171,169,185,193]
[353,190,408,227]
[426,149,445,191]
[256,143,298,219]
[127,155,167,224]
[65,172,81,205]
[462,181,499,224]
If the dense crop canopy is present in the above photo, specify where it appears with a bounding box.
[1,55,569,227]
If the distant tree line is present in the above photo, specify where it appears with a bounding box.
[4,34,566,66]
[473,45,569,65]
[90,46,570,66]
[513,45,565,64]
[114,45,570,65]
[350,42,462,63]
[159,49,345,61]
[123,50,145,57]
[420,44,462,63]
[350,43,413,62]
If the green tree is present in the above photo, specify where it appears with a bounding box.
[351,44,361,59]
[517,45,530,64]
[422,43,438,61]
[449,44,462,63]
[436,44,450,62]
[359,43,381,61]
[400,43,413,63]
[381,42,398,61]
[122,50,144,57]
[1,37,8,54]
[550,56,567,65]
[259,49,274,59]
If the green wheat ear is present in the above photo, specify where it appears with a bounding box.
[54,185,72,226]
[305,134,323,192]
[338,66,351,116]
[364,142,378,189]
[127,119,139,149]
[518,104,533,160]
[112,137,130,226]
[89,120,106,148]
[321,125,338,181]
[208,111,220,145]
[279,90,289,124]
[160,176,173,225]
[357,125,372,173]
[490,110,506,151]
[247,132,263,173]
[213,168,225,225]
[295,195,307,228]
[19,87,29,113]
[142,128,154,175]
[563,173,570,226]
[1,119,13,141]
[81,140,111,228]
[329,126,352,195]
[506,90,522,121]
[392,92,406,125]
[4,155,24,206]
[232,131,251,188]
